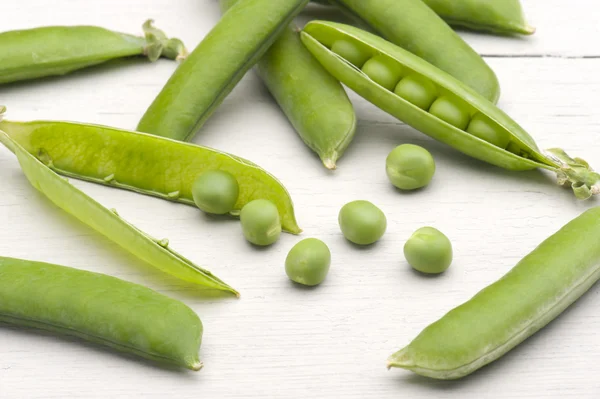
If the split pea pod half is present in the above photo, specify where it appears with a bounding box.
[0,256,203,370]
[421,0,535,35]
[322,0,500,103]
[301,22,600,199]
[137,0,310,141]
[0,109,300,233]
[0,20,187,85]
[388,207,600,379]
[0,110,238,296]
[219,0,356,170]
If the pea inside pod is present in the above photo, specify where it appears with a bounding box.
[301,21,600,199]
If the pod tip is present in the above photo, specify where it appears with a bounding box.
[323,158,337,170]
[191,361,204,371]
[525,25,536,34]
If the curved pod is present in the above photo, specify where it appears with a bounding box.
[0,20,186,85]
[0,257,203,370]
[0,117,300,234]
[138,0,310,141]
[389,207,600,379]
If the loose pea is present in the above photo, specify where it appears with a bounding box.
[338,200,387,245]
[331,39,371,68]
[394,74,437,110]
[240,199,282,246]
[192,170,239,215]
[285,238,331,286]
[466,113,511,149]
[404,227,452,274]
[386,144,435,190]
[361,55,403,91]
[429,96,470,130]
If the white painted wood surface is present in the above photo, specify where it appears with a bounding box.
[1,1,600,398]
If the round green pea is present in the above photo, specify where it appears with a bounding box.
[361,55,403,91]
[394,74,438,110]
[404,227,452,274]
[331,39,371,68]
[192,170,239,215]
[338,200,387,245]
[466,112,511,149]
[285,238,331,286]
[429,96,471,130]
[386,144,435,190]
[240,199,281,246]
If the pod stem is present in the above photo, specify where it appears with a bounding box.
[142,19,189,62]
[545,148,600,200]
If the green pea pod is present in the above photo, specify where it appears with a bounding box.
[322,0,500,103]
[137,0,310,141]
[301,22,600,199]
[219,0,356,169]
[0,20,187,85]
[0,111,238,296]
[0,111,300,233]
[388,207,600,379]
[0,256,203,370]
[421,0,535,35]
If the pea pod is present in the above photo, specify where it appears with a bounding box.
[421,0,535,35]
[388,207,600,379]
[321,0,500,103]
[301,22,600,199]
[0,20,187,85]
[0,111,300,233]
[219,0,356,169]
[0,256,203,370]
[0,110,238,296]
[137,0,310,141]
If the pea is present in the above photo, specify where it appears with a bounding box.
[240,199,282,246]
[361,55,403,91]
[386,144,435,190]
[404,227,452,274]
[466,112,511,149]
[428,96,470,130]
[394,74,438,110]
[285,238,331,286]
[192,170,239,215]
[338,200,387,245]
[331,39,371,68]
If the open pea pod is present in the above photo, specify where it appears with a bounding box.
[0,108,237,296]
[301,21,600,199]
[0,110,300,233]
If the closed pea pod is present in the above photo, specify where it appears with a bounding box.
[219,0,356,169]
[389,207,600,379]
[301,22,600,199]
[138,0,310,141]
[0,20,186,85]
[0,111,300,233]
[0,257,203,370]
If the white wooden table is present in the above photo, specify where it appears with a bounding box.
[1,1,600,398]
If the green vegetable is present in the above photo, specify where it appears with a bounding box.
[421,0,535,35]
[404,227,452,274]
[219,0,356,170]
[0,114,237,296]
[0,256,203,370]
[323,0,500,103]
[240,199,282,246]
[285,238,331,286]
[301,22,600,199]
[0,114,300,233]
[389,207,600,379]
[137,0,310,141]
[394,74,437,111]
[0,20,186,85]
[338,200,387,245]
[192,170,240,215]
[361,55,403,91]
[386,144,435,190]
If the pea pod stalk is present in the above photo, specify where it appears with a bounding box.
[301,22,600,199]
